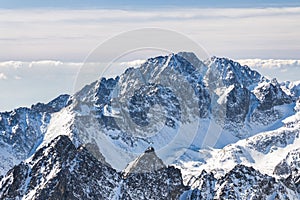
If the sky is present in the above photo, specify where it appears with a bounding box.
[1,0,300,9]
[0,1,300,111]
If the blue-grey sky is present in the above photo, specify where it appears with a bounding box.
[1,0,300,9]
[0,1,300,111]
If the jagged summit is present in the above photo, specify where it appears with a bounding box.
[144,146,155,153]
[123,147,166,177]
[208,56,262,88]
[254,78,293,110]
[30,94,71,113]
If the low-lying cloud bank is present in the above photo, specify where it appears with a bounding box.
[238,59,300,69]
[0,73,8,80]
[238,59,300,82]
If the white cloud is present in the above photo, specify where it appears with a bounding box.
[0,60,82,69]
[0,72,7,80]
[237,59,300,82]
[237,59,300,69]
[28,60,63,68]
[120,60,146,67]
[0,61,24,69]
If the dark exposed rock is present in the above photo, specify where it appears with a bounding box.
[215,164,299,200]
[225,85,251,132]
[121,166,187,200]
[255,79,292,111]
[128,83,181,128]
[0,163,30,198]
[215,165,278,199]
[274,148,300,195]
[183,164,298,200]
[185,170,216,200]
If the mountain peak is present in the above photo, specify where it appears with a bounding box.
[207,56,262,88]
[144,146,155,153]
[31,94,70,113]
[123,147,166,177]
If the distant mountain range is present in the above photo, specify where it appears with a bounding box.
[0,52,299,199]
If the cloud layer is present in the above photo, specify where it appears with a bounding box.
[0,7,299,61]
[238,59,300,82]
[238,59,300,69]
[0,73,7,80]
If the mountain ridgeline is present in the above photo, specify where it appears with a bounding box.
[0,52,299,199]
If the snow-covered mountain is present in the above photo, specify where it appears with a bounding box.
[0,94,70,176]
[0,52,299,199]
